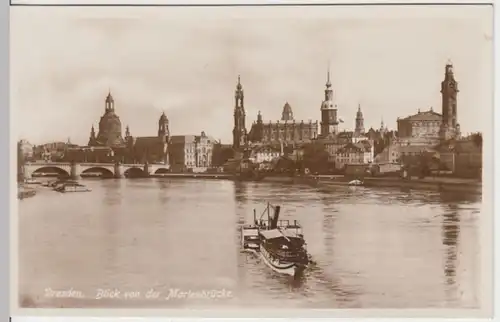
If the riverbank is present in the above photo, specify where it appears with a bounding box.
[362,177,482,195]
[18,185,37,200]
[254,174,481,195]
[151,173,232,179]
[154,173,481,194]
[33,172,481,195]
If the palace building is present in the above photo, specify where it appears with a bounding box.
[247,102,319,145]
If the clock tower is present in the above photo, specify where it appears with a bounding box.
[439,62,461,141]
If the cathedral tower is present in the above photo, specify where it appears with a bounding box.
[232,75,247,150]
[439,62,460,140]
[158,111,170,140]
[354,103,365,135]
[320,69,339,138]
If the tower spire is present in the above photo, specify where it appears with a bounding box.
[236,75,242,91]
[326,62,331,87]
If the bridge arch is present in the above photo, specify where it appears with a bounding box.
[124,167,146,178]
[154,168,170,174]
[81,167,114,178]
[31,166,70,178]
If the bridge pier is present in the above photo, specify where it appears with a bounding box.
[114,163,124,178]
[70,163,81,180]
[23,166,33,180]
[143,163,152,177]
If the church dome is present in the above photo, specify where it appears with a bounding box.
[96,110,125,147]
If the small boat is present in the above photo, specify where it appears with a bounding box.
[54,182,91,193]
[24,178,41,185]
[348,179,363,186]
[45,179,78,188]
[241,203,310,278]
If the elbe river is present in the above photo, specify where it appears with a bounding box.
[18,178,481,309]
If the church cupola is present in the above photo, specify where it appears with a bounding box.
[125,125,131,138]
[105,90,115,113]
[257,110,263,123]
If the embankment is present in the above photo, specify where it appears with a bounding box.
[260,175,481,195]
[362,177,482,194]
[152,173,482,195]
[151,173,233,180]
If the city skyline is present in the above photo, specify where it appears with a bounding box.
[11,5,492,146]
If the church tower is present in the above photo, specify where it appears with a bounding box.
[158,111,170,140]
[88,125,97,146]
[439,61,460,140]
[354,103,365,135]
[281,102,294,121]
[232,75,247,150]
[125,125,131,138]
[320,69,339,138]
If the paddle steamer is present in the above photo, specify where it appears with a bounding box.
[241,203,310,277]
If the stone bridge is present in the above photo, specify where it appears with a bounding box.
[23,162,170,179]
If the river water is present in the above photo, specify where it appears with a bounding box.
[18,178,481,309]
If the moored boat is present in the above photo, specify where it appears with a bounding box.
[46,179,78,188]
[24,178,41,185]
[348,179,363,186]
[54,182,91,193]
[241,203,310,277]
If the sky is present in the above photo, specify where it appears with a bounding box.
[11,4,493,146]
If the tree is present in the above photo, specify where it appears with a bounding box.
[302,142,330,174]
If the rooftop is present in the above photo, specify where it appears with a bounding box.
[399,108,442,122]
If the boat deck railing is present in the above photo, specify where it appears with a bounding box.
[248,219,302,229]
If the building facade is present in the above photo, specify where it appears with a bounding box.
[397,107,442,140]
[247,103,319,144]
[169,132,216,171]
[18,140,33,161]
[32,140,78,162]
[123,112,170,164]
[248,144,282,164]
[334,140,373,169]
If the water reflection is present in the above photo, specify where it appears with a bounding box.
[156,179,171,205]
[442,202,460,304]
[18,179,481,309]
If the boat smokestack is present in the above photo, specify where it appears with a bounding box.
[270,205,281,229]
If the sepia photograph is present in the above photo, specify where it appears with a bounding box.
[11,2,493,315]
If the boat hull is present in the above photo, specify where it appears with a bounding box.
[260,246,306,277]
